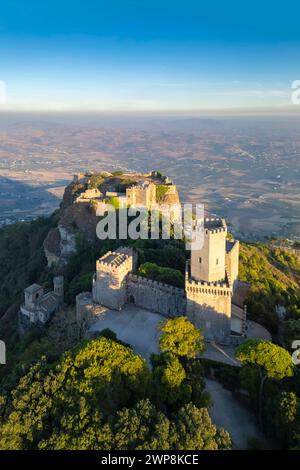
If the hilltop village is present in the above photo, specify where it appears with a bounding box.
[19,170,268,355]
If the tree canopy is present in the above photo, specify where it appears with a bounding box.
[159,316,205,358]
[235,339,294,428]
[235,339,294,380]
[138,262,184,288]
[0,337,150,449]
[0,335,229,450]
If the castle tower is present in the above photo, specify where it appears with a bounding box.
[186,218,233,345]
[92,247,134,310]
[53,276,64,301]
[191,218,227,283]
[24,284,44,309]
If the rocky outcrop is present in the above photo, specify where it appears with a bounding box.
[60,202,98,240]
[61,182,85,211]
[43,227,61,267]
[43,172,182,267]
[58,225,77,264]
[44,186,99,267]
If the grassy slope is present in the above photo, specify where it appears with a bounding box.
[239,243,300,332]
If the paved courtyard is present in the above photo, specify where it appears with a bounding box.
[88,304,270,365]
[89,305,161,360]
[89,305,239,363]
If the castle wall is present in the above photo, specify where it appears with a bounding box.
[75,188,101,202]
[126,274,186,318]
[76,292,105,333]
[126,183,157,209]
[185,279,232,344]
[148,183,156,206]
[225,240,239,287]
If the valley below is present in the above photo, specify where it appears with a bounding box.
[0,113,299,240]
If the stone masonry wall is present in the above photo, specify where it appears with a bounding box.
[225,240,239,287]
[185,279,232,344]
[126,274,186,318]
[76,292,105,333]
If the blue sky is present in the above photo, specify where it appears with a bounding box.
[0,0,300,112]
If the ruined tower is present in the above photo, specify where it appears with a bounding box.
[126,181,157,209]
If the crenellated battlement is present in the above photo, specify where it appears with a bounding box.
[93,247,134,309]
[200,217,227,235]
[127,273,185,295]
[193,217,227,235]
[126,273,186,318]
[96,248,133,274]
[185,279,232,296]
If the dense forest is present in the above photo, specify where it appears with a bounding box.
[0,317,231,450]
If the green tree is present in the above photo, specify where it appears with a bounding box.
[151,352,209,411]
[88,173,105,189]
[151,353,189,408]
[159,317,205,359]
[265,391,299,447]
[0,337,150,449]
[0,333,231,450]
[235,339,294,425]
[138,262,184,288]
[156,185,169,203]
[170,404,231,450]
[112,400,231,450]
[107,196,121,209]
[65,272,93,304]
[112,399,171,450]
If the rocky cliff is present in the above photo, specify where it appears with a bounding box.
[43,181,98,266]
[43,172,182,267]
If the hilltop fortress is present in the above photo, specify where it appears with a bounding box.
[73,169,179,211]
[22,169,247,346]
[43,170,181,266]
[77,217,245,345]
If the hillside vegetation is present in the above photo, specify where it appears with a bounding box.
[0,326,231,450]
[239,243,300,333]
[0,211,300,450]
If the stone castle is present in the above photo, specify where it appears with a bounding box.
[43,170,181,268]
[77,217,245,345]
[19,276,64,333]
[73,170,180,213]
[23,170,246,346]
